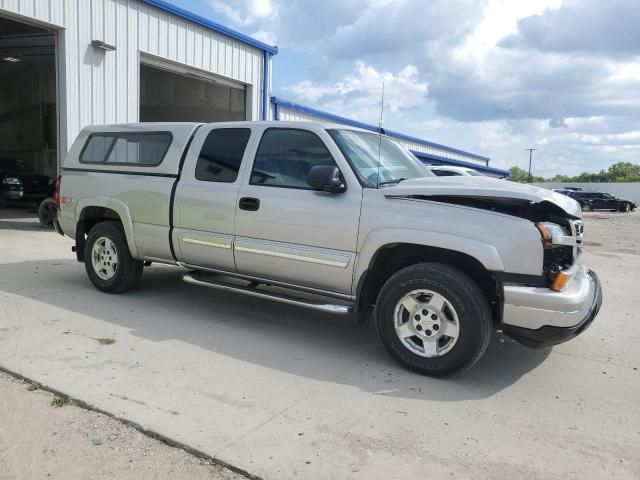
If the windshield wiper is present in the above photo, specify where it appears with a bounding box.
[378,177,408,187]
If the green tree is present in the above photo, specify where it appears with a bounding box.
[607,162,640,182]
[507,161,640,183]
[508,166,545,183]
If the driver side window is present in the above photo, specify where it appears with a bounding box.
[250,128,338,189]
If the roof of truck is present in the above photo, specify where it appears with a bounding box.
[80,121,372,133]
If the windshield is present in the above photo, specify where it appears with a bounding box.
[0,158,31,173]
[328,129,432,187]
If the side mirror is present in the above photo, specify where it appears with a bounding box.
[307,165,346,193]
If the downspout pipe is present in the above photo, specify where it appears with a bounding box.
[273,98,280,120]
[262,51,270,120]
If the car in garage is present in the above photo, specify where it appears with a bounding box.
[0,158,57,227]
[566,191,636,212]
[0,158,52,207]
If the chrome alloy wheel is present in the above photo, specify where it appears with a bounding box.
[393,289,460,357]
[91,236,119,280]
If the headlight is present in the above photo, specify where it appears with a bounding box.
[2,177,21,185]
[536,222,568,248]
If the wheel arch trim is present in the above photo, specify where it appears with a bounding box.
[75,198,139,258]
[355,228,505,289]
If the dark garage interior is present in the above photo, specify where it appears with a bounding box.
[0,16,57,181]
[140,63,246,123]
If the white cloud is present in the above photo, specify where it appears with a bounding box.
[455,0,562,63]
[286,62,428,121]
[250,29,277,46]
[208,0,640,176]
[208,0,274,26]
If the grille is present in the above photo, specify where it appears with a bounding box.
[570,220,584,256]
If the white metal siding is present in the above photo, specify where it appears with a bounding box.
[276,104,486,165]
[0,0,267,151]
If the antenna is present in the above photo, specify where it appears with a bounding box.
[376,82,385,188]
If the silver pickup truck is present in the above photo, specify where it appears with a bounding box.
[54,121,602,375]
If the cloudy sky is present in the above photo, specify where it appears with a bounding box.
[176,0,640,176]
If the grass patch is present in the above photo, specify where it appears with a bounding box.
[51,395,71,407]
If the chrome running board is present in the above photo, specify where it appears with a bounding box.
[182,273,353,315]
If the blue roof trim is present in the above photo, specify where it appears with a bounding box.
[412,151,510,177]
[271,97,490,162]
[140,0,278,54]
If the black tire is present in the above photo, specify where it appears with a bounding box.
[38,197,57,228]
[581,203,591,212]
[84,221,143,293]
[374,263,492,376]
[620,203,630,213]
[0,197,6,209]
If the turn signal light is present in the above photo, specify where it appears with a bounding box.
[551,270,572,292]
[537,223,553,247]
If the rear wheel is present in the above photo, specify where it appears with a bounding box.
[375,263,492,376]
[581,203,592,212]
[37,197,56,228]
[84,221,143,293]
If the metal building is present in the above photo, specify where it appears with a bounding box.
[271,97,509,178]
[0,0,276,179]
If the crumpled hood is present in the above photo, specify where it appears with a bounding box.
[384,176,582,218]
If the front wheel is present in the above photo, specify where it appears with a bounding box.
[620,202,631,213]
[84,221,143,293]
[375,263,492,376]
[581,203,592,212]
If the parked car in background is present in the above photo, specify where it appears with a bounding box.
[552,189,577,196]
[564,187,585,192]
[54,121,601,376]
[568,191,636,212]
[428,166,485,177]
[0,158,56,227]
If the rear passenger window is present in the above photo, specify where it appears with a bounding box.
[80,133,171,166]
[195,128,251,183]
[250,129,337,189]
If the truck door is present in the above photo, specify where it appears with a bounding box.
[234,126,363,295]
[173,126,254,271]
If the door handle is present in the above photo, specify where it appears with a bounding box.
[239,197,260,211]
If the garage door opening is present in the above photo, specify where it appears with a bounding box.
[0,16,57,181]
[140,63,246,123]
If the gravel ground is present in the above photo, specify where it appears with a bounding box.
[580,210,639,254]
[0,371,244,480]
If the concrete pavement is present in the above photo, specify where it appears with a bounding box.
[1,207,639,479]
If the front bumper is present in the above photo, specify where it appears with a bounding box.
[2,188,49,202]
[501,266,602,348]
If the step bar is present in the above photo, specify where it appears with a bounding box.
[182,273,353,315]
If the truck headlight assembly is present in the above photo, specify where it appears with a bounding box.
[537,222,577,288]
[2,177,21,185]
[536,222,569,248]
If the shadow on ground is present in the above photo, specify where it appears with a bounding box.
[0,258,550,401]
[0,206,42,231]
